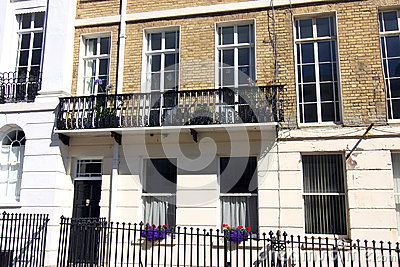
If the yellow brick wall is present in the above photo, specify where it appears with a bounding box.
[123,12,274,93]
[71,25,119,95]
[127,0,253,14]
[72,0,400,126]
[76,0,120,19]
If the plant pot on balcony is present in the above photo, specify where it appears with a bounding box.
[185,106,214,126]
[96,114,119,128]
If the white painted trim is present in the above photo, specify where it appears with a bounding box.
[14,6,46,15]
[75,15,120,27]
[75,0,346,27]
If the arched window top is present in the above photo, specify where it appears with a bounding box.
[2,130,26,147]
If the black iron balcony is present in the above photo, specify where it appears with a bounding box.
[56,85,284,130]
[0,71,42,103]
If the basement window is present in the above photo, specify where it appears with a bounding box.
[302,154,347,235]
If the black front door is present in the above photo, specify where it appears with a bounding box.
[69,180,102,265]
[72,180,102,218]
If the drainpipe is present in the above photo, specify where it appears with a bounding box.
[108,0,126,222]
[109,143,120,221]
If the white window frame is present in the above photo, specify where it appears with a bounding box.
[216,21,256,89]
[143,28,180,93]
[78,33,111,96]
[391,153,400,238]
[301,153,348,237]
[294,15,342,125]
[16,12,45,76]
[217,156,259,232]
[0,130,26,203]
[141,158,177,226]
[74,159,103,181]
[379,10,400,121]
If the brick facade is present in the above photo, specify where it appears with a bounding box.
[76,0,120,19]
[72,0,399,127]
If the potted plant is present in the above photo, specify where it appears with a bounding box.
[140,223,172,241]
[186,105,214,125]
[95,102,118,128]
[222,224,251,244]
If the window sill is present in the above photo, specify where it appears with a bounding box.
[298,122,343,128]
[0,201,22,208]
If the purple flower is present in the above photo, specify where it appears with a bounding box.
[94,79,103,85]
[224,229,249,244]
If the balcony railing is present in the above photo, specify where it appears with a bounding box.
[56,85,284,130]
[0,71,42,103]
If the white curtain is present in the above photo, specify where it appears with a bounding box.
[143,195,175,226]
[392,154,400,233]
[0,145,23,201]
[221,196,249,228]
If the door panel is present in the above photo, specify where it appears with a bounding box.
[72,180,101,218]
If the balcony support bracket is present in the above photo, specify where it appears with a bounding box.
[58,134,70,146]
[190,129,198,143]
[111,131,122,145]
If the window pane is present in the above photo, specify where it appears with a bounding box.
[299,19,313,39]
[316,17,331,37]
[238,66,250,85]
[302,65,316,83]
[143,195,176,226]
[320,83,335,101]
[222,49,234,66]
[302,154,344,193]
[151,55,161,72]
[33,33,43,48]
[318,41,332,62]
[165,31,177,49]
[21,14,32,29]
[19,51,29,66]
[304,195,346,235]
[238,25,250,43]
[388,59,400,77]
[221,196,258,230]
[151,33,162,50]
[303,104,317,122]
[20,34,31,49]
[386,36,400,58]
[390,79,400,98]
[144,159,177,193]
[100,37,110,55]
[321,102,335,122]
[392,99,400,119]
[300,43,314,64]
[383,11,399,32]
[222,26,234,45]
[34,12,45,28]
[238,48,250,66]
[222,68,234,86]
[151,73,161,91]
[84,60,96,77]
[220,157,257,193]
[31,49,42,65]
[303,84,317,102]
[77,160,102,177]
[165,54,176,70]
[85,39,97,56]
[319,63,333,81]
[99,59,109,76]
[164,71,177,90]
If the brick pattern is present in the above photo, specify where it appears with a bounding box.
[76,0,120,19]
[72,0,400,126]
[127,0,251,14]
[71,25,119,95]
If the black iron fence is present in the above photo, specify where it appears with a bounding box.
[0,212,49,267]
[0,71,42,104]
[57,217,400,267]
[56,85,284,130]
